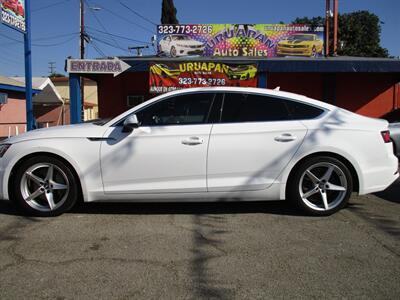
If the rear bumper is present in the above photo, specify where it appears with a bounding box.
[359,152,399,195]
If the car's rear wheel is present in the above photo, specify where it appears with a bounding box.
[11,156,79,217]
[288,156,353,216]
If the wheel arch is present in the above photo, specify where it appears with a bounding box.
[284,151,360,196]
[7,151,85,203]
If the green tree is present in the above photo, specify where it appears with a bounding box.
[293,10,388,57]
[161,0,179,24]
[49,73,65,78]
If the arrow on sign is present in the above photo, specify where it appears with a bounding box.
[67,57,131,77]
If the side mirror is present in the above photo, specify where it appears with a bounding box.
[122,114,139,132]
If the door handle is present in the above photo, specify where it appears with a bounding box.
[274,133,297,142]
[182,137,204,146]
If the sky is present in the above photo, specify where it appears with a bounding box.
[0,0,399,77]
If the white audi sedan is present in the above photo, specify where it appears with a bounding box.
[0,87,398,217]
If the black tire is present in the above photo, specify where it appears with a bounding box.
[10,155,79,217]
[311,46,317,57]
[287,156,353,216]
[170,46,177,57]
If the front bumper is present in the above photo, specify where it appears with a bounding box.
[176,47,204,56]
[277,47,312,56]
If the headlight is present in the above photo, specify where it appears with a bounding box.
[0,144,11,158]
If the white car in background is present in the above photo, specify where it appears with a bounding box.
[159,34,205,57]
[0,87,398,217]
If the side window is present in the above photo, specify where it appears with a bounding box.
[136,93,215,126]
[284,100,324,120]
[221,93,289,123]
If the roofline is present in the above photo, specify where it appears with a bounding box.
[103,86,336,127]
[0,84,41,94]
[116,56,400,73]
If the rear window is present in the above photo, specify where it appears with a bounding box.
[220,93,324,123]
[221,93,289,123]
[285,100,324,120]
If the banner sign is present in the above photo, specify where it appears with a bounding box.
[149,62,258,93]
[1,0,26,32]
[156,24,324,58]
[66,58,131,77]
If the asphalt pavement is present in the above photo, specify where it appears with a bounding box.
[0,180,399,299]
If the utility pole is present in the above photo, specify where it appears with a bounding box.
[80,0,85,120]
[325,0,330,57]
[48,62,56,75]
[333,0,339,56]
[25,0,34,130]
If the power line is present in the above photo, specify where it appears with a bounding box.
[119,1,157,26]
[34,32,78,41]
[86,26,152,45]
[89,35,130,54]
[0,32,78,46]
[84,0,123,50]
[90,3,155,34]
[33,36,77,47]
[32,0,72,12]
[0,55,23,67]
[0,52,22,65]
[90,40,107,57]
[0,33,77,47]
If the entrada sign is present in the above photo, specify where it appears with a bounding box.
[66,58,131,77]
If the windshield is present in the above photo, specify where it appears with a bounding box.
[171,35,190,41]
[287,35,314,41]
[231,66,250,71]
[91,118,112,126]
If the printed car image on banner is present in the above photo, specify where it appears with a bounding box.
[156,24,324,58]
[149,62,258,93]
[1,0,25,32]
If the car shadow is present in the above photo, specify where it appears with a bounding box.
[69,200,307,216]
[0,200,308,217]
[374,178,400,204]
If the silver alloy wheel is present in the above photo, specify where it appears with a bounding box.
[299,162,348,211]
[20,163,70,212]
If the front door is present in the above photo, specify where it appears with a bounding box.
[100,92,216,194]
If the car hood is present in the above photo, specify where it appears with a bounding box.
[2,123,108,144]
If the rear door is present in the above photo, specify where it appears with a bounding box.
[207,92,309,192]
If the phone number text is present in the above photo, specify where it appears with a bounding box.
[158,25,213,34]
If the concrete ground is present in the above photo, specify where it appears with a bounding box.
[0,181,399,299]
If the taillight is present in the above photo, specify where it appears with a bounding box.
[381,130,391,143]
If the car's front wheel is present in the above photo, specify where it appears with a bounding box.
[311,46,317,57]
[287,156,353,216]
[11,156,79,217]
[170,46,177,57]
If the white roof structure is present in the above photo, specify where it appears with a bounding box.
[12,77,64,105]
